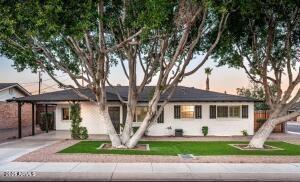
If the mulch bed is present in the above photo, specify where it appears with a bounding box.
[14,139,300,163]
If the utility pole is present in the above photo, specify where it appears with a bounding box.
[38,71,42,95]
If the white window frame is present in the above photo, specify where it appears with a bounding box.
[216,105,241,119]
[180,105,195,119]
[134,106,148,123]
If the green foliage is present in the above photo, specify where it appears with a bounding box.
[70,103,88,140]
[39,112,54,131]
[236,82,274,110]
[133,127,139,134]
[202,126,208,136]
[211,1,300,102]
[241,130,248,136]
[205,67,213,75]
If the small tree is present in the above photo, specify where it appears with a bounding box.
[70,103,88,140]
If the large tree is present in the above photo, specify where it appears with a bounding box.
[213,0,300,148]
[0,0,148,147]
[106,1,231,148]
[0,0,230,148]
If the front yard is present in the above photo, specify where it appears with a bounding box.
[59,141,300,156]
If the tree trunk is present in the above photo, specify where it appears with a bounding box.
[248,110,300,148]
[248,118,276,148]
[126,113,152,148]
[121,108,134,144]
[98,106,123,148]
[206,76,209,91]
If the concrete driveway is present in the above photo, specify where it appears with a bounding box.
[0,139,57,163]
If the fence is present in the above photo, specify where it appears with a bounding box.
[254,110,285,133]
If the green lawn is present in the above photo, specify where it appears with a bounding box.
[59,141,300,156]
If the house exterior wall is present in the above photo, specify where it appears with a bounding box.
[54,101,254,136]
[145,102,254,136]
[55,102,123,134]
[0,87,26,101]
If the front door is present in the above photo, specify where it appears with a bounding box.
[108,107,120,134]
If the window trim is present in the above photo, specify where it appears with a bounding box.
[62,107,70,121]
[216,106,229,118]
[134,106,148,123]
[216,105,242,119]
[229,105,241,118]
[180,105,195,119]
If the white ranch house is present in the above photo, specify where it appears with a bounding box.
[10,86,258,137]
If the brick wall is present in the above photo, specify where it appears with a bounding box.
[0,102,32,129]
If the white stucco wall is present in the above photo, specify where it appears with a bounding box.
[0,87,26,101]
[54,101,254,136]
[55,104,72,130]
[146,102,254,136]
[55,102,123,134]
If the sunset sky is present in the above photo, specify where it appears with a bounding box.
[0,55,252,95]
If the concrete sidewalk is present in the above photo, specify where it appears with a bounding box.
[1,162,300,181]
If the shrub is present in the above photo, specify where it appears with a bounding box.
[241,129,248,136]
[256,118,267,123]
[39,112,54,131]
[70,103,88,140]
[133,127,139,134]
[202,126,208,136]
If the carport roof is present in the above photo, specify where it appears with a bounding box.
[8,86,259,103]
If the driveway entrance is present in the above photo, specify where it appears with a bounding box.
[0,139,56,163]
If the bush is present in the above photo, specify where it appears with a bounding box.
[70,103,88,140]
[133,127,139,134]
[241,129,248,136]
[202,126,208,136]
[39,112,54,131]
[256,118,267,123]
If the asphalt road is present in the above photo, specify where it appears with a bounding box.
[286,123,300,134]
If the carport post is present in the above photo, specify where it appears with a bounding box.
[32,103,35,136]
[18,102,22,138]
[45,104,48,133]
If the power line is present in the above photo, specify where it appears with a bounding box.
[31,78,69,94]
[19,74,68,85]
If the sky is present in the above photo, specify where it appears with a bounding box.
[0,55,251,95]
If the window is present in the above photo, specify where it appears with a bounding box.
[217,106,228,118]
[180,105,195,118]
[135,106,148,122]
[9,88,13,95]
[216,105,241,118]
[242,105,249,118]
[229,106,240,118]
[62,108,70,120]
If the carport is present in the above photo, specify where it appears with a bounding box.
[7,100,56,139]
[7,89,92,138]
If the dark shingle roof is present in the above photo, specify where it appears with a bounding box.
[0,83,17,90]
[10,86,258,103]
[0,83,31,96]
